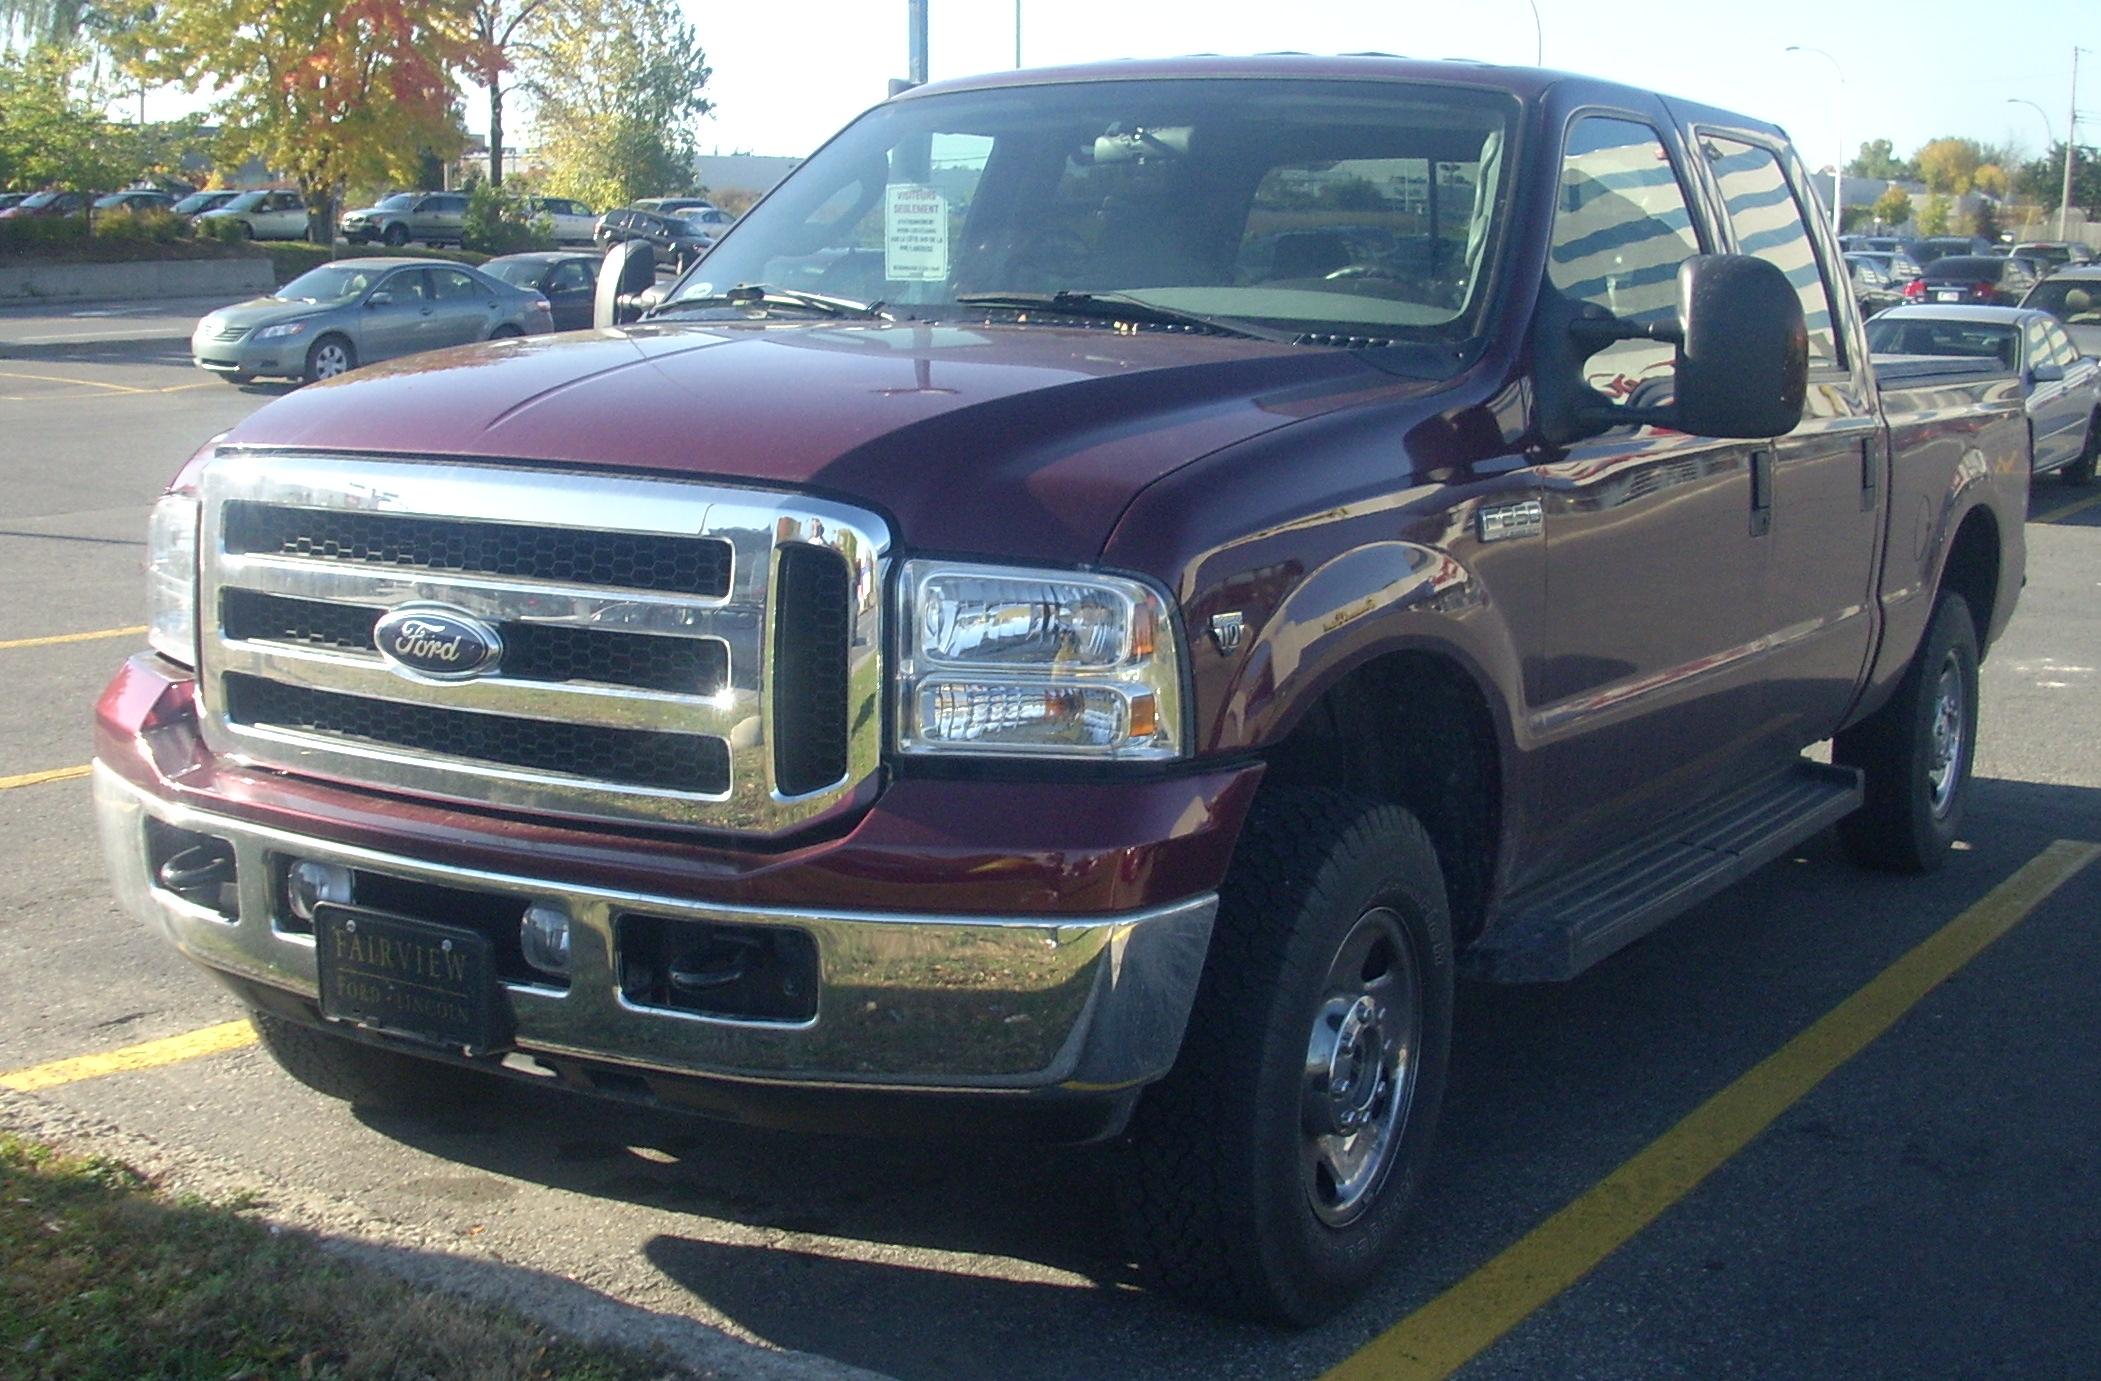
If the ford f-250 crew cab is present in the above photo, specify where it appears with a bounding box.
[95,57,2027,1322]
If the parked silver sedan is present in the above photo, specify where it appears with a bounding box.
[190,258,554,384]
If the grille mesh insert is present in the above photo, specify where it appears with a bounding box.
[223,502,732,597]
[224,673,730,795]
[772,545,851,794]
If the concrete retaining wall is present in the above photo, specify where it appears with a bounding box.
[0,256,275,303]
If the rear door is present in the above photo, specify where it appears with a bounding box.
[1528,111,1787,852]
[428,267,498,345]
[1691,129,1883,748]
[2027,316,2088,468]
[544,258,595,329]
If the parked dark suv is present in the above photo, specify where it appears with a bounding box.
[594,205,714,270]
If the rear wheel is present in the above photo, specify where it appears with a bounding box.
[1836,592,1980,872]
[249,1011,494,1112]
[1119,789,1453,1323]
[302,334,355,383]
[2066,411,2099,485]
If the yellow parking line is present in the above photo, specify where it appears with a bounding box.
[0,764,90,790]
[0,367,150,395]
[1326,838,2101,1381]
[0,624,144,651]
[0,1020,258,1093]
[2033,490,2101,524]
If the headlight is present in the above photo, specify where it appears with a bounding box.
[894,560,1184,759]
[146,493,199,667]
[254,320,308,339]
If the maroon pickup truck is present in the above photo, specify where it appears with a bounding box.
[95,56,2027,1321]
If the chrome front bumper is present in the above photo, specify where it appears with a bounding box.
[92,763,1216,1093]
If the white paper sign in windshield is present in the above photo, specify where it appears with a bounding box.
[884,184,949,282]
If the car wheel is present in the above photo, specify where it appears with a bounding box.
[382,222,409,248]
[302,334,356,383]
[1835,592,1980,873]
[2065,411,2099,486]
[238,220,254,240]
[489,324,523,340]
[1119,788,1453,1323]
[249,1011,495,1112]
[227,370,255,386]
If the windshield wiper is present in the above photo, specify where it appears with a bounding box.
[953,290,1292,342]
[649,283,891,321]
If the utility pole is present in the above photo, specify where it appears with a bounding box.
[1787,46,1845,242]
[908,0,928,88]
[1015,0,1022,68]
[2063,47,2085,241]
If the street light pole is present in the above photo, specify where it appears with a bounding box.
[1015,0,1022,68]
[1787,45,1845,242]
[2064,47,2086,242]
[2008,98,2055,238]
[1523,0,1542,65]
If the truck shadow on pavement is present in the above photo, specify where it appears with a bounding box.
[351,778,2101,1380]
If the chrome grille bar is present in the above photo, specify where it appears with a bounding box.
[196,452,888,834]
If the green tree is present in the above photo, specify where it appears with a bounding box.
[522,0,711,210]
[1971,197,1999,242]
[1917,193,1953,236]
[1915,137,1984,196]
[1847,138,1912,181]
[0,44,141,202]
[113,0,474,241]
[1840,204,1874,233]
[1872,185,1913,229]
[2016,143,2101,216]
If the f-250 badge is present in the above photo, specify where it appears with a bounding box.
[372,605,504,680]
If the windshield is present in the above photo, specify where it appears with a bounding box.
[173,193,221,213]
[222,192,267,211]
[481,259,544,287]
[2022,279,2101,326]
[1924,257,1999,279]
[669,78,1518,348]
[20,192,62,209]
[274,265,382,303]
[374,193,415,210]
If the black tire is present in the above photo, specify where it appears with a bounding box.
[225,370,254,386]
[249,1011,494,1112]
[1119,789,1454,1324]
[489,324,523,340]
[382,222,409,247]
[1835,592,1980,873]
[2065,412,2098,486]
[237,220,254,240]
[302,333,355,383]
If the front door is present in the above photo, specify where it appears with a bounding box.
[1527,111,1784,865]
[1691,130,1882,747]
[357,268,433,362]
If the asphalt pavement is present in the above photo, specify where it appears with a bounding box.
[2,296,2099,1379]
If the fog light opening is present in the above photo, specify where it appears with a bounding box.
[285,860,354,922]
[521,901,572,979]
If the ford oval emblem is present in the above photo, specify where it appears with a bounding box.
[372,605,503,680]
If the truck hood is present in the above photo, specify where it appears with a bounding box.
[218,319,1426,563]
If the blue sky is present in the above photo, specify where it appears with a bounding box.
[143,0,2096,172]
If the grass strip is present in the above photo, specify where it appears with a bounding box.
[0,1132,675,1380]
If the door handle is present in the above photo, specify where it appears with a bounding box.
[1859,437,1878,512]
[1749,448,1774,537]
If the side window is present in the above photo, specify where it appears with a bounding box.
[1548,116,1703,407]
[549,260,592,293]
[431,268,483,300]
[2023,320,2051,372]
[385,269,429,301]
[1701,134,1842,366]
[2047,321,2082,366]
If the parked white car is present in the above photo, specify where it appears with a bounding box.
[195,189,309,240]
[522,196,598,246]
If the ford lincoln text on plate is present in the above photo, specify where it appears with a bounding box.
[96,56,2028,1323]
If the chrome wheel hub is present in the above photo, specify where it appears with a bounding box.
[314,345,348,379]
[1926,653,1965,817]
[1301,907,1420,1228]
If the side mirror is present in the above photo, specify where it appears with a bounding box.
[594,239,656,328]
[2031,361,2065,383]
[365,290,392,307]
[1536,254,1807,444]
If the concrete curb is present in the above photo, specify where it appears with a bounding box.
[0,1091,890,1381]
[0,257,274,304]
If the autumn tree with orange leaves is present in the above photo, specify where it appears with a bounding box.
[114,0,473,240]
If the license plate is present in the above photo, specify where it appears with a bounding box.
[314,904,503,1052]
[1935,290,1960,301]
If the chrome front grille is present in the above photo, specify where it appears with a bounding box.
[196,453,888,834]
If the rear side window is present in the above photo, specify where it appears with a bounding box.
[1547,115,1702,407]
[1700,135,1841,366]
[432,268,485,300]
[549,260,592,292]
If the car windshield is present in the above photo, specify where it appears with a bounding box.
[20,192,62,209]
[1867,318,2018,365]
[482,259,545,287]
[375,193,415,210]
[222,192,268,211]
[173,193,220,213]
[2022,279,2101,326]
[1924,257,2000,279]
[2016,244,2069,266]
[273,265,381,303]
[666,77,1519,354]
[93,194,133,208]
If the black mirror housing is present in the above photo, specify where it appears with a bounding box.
[593,240,657,328]
[1673,254,1808,439]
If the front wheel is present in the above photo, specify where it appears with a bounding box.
[381,222,409,248]
[1836,592,1980,872]
[1119,789,1453,1323]
[302,334,355,383]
